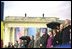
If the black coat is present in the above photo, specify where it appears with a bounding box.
[40,33,49,48]
[58,30,63,44]
[62,25,71,43]
[53,31,60,46]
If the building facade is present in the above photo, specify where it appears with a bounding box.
[2,16,63,47]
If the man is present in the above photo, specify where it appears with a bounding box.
[40,28,49,48]
[62,19,71,44]
[34,32,40,48]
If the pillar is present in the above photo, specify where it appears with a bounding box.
[24,28,28,36]
[12,27,15,45]
[3,26,10,47]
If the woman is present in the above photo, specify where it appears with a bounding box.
[52,29,58,46]
[46,31,53,48]
[58,24,64,45]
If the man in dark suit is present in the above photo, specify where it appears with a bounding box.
[40,29,49,48]
[62,19,71,44]
[40,33,49,48]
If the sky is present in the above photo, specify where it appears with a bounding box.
[2,1,71,20]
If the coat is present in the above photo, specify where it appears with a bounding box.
[40,33,49,48]
[53,32,59,46]
[58,29,64,44]
[46,36,53,48]
[28,39,34,48]
[35,37,41,48]
[62,25,71,43]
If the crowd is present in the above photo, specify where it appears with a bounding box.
[3,19,71,48]
[34,19,71,48]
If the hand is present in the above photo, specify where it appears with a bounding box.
[56,41,58,43]
[40,44,42,46]
[51,45,53,48]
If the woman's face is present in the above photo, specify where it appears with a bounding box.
[48,32,52,36]
[60,24,64,30]
[57,26,60,30]
[53,30,56,35]
[53,30,55,33]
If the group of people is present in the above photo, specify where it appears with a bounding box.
[4,41,18,48]
[4,36,34,48]
[35,19,71,48]
[3,19,71,48]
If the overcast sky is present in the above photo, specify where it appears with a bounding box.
[2,1,71,20]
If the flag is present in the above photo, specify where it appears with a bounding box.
[15,27,24,43]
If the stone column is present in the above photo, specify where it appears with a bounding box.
[10,27,12,43]
[4,26,10,47]
[24,28,28,36]
[12,27,15,45]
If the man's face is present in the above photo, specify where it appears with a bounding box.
[65,20,68,25]
[42,28,46,33]
[65,19,70,25]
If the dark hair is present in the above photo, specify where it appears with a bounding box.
[52,29,57,35]
[50,30,54,36]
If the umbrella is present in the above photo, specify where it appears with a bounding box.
[20,36,31,40]
[20,36,31,46]
[46,22,60,29]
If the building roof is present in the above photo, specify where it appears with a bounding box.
[4,16,59,23]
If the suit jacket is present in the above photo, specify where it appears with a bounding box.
[40,33,49,48]
[62,25,71,43]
